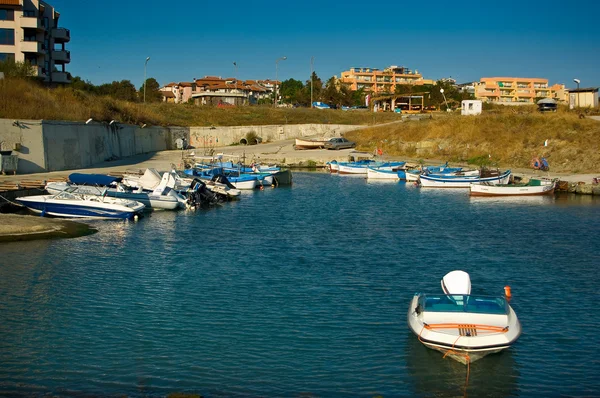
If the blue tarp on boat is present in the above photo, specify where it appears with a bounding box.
[69,173,122,186]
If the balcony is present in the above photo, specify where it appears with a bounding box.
[51,71,72,84]
[52,49,70,63]
[20,40,45,54]
[52,28,70,43]
[20,16,45,31]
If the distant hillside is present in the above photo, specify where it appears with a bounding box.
[0,78,400,127]
[346,109,600,173]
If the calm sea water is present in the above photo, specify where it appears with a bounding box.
[1,172,599,397]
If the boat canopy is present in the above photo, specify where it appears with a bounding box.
[69,173,122,186]
[418,294,509,315]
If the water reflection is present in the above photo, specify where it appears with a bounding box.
[405,333,519,397]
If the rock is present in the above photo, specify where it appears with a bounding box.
[592,186,600,196]
[575,184,593,195]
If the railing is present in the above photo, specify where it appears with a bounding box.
[52,28,70,42]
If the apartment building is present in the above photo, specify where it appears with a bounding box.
[0,0,70,84]
[339,65,433,94]
[474,77,567,105]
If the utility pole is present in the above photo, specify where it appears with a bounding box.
[143,56,150,103]
[310,56,314,108]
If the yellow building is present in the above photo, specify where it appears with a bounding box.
[474,77,567,105]
[339,65,432,94]
[0,0,71,84]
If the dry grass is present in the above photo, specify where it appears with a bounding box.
[0,78,400,126]
[346,109,600,172]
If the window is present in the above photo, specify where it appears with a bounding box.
[0,9,14,21]
[0,53,15,62]
[0,28,14,45]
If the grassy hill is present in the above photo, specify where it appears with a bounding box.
[0,78,400,126]
[346,109,600,173]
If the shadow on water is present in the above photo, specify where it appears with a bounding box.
[404,333,519,397]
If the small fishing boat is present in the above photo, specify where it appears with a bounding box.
[294,138,329,150]
[470,178,556,196]
[408,270,521,364]
[366,166,400,180]
[16,188,145,219]
[420,170,511,188]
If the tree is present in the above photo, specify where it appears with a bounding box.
[280,78,304,104]
[97,80,138,102]
[139,77,162,102]
[71,76,97,93]
[0,59,36,79]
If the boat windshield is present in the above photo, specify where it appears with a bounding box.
[418,294,509,315]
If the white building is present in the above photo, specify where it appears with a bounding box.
[461,100,482,115]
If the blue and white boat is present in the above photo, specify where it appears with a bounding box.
[184,167,260,190]
[16,188,145,219]
[420,169,511,188]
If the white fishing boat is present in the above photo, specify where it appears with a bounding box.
[406,170,420,182]
[294,138,329,150]
[408,270,521,364]
[16,188,145,219]
[420,170,511,188]
[470,178,556,196]
[366,166,400,180]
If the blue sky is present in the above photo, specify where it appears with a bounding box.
[51,0,599,89]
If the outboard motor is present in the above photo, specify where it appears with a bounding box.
[441,270,471,296]
[211,174,236,189]
[186,178,219,208]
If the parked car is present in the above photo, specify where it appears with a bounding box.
[324,137,356,150]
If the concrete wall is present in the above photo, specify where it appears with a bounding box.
[187,123,362,149]
[0,119,46,174]
[42,121,169,171]
[0,118,363,173]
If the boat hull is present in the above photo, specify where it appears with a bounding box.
[16,196,144,219]
[46,182,182,210]
[366,167,400,180]
[420,170,511,188]
[470,179,555,196]
[407,295,521,364]
[338,164,368,175]
[294,138,328,150]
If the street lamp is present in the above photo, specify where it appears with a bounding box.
[310,56,314,108]
[573,78,580,108]
[143,56,150,103]
[274,56,287,107]
[440,88,449,111]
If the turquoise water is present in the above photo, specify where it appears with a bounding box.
[1,172,599,397]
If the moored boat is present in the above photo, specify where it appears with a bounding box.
[470,177,556,196]
[420,169,511,188]
[408,270,521,364]
[294,138,329,150]
[366,166,400,180]
[16,188,145,219]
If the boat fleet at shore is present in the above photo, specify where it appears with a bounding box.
[327,158,557,196]
[16,159,292,220]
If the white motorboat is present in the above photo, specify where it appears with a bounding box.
[16,188,145,219]
[408,270,521,364]
[470,178,556,196]
[46,173,185,210]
